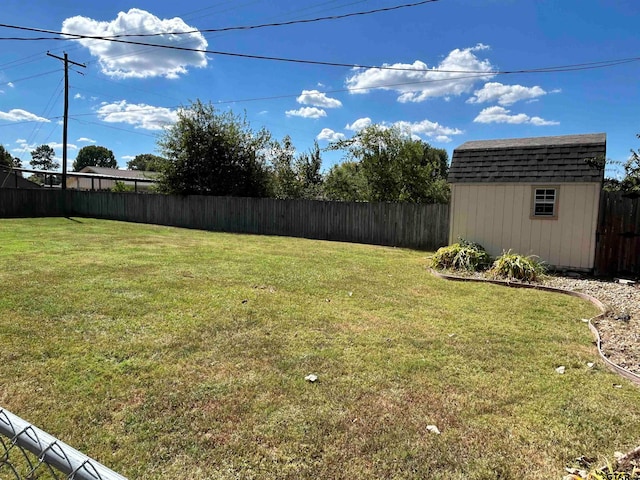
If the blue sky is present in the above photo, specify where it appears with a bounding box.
[1,0,638,177]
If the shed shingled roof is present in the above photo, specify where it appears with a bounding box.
[448,133,606,183]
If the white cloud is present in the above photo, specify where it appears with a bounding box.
[0,109,50,123]
[7,82,14,88]
[392,119,463,143]
[296,90,342,108]
[74,93,85,100]
[345,117,372,131]
[285,107,327,119]
[473,106,559,126]
[467,82,550,106]
[345,44,495,103]
[77,137,96,143]
[316,128,346,142]
[61,8,208,79]
[12,139,36,154]
[529,116,560,126]
[97,100,178,130]
[47,142,77,150]
[121,155,136,161]
[12,140,78,155]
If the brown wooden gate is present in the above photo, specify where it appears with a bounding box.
[595,191,640,277]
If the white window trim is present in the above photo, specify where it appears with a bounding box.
[531,186,559,219]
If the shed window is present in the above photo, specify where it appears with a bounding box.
[533,188,557,217]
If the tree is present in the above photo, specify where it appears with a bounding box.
[269,136,300,199]
[323,161,369,201]
[126,153,169,172]
[0,145,14,168]
[30,145,59,171]
[621,134,640,193]
[295,141,324,199]
[29,145,60,185]
[73,146,117,171]
[327,124,450,203]
[268,138,325,199]
[157,100,272,196]
[604,135,640,194]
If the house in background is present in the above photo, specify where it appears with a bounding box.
[66,166,158,192]
[448,133,606,271]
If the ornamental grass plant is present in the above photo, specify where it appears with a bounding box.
[490,250,547,282]
[430,240,492,272]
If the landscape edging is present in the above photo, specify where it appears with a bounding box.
[429,269,640,387]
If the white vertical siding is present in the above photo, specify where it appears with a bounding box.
[449,182,601,270]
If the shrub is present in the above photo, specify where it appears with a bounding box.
[431,241,492,272]
[110,181,135,193]
[489,250,546,282]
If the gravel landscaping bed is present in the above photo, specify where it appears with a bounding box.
[541,276,640,376]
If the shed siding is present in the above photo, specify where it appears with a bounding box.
[449,182,601,270]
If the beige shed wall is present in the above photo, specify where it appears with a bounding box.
[449,182,601,270]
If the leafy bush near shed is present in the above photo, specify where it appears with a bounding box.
[431,240,492,272]
[489,250,546,282]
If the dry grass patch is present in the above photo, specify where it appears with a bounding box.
[0,218,639,479]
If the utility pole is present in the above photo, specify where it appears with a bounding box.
[47,52,85,190]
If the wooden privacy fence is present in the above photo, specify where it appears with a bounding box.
[0,189,450,251]
[595,191,640,277]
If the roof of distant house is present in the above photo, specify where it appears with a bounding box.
[78,166,158,179]
[449,133,606,183]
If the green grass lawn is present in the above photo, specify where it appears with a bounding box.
[0,218,638,479]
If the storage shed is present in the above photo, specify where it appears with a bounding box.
[448,133,606,271]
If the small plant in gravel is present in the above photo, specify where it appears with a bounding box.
[489,250,546,282]
[431,239,492,272]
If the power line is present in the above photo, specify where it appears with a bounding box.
[0,69,60,87]
[0,1,264,72]
[0,1,439,43]
[63,71,494,121]
[2,22,639,74]
[0,118,62,128]
[70,118,158,138]
[86,0,441,37]
[74,0,373,67]
[17,79,64,160]
[0,51,45,69]
[20,62,627,123]
[2,55,636,132]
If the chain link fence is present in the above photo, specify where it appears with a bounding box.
[0,408,127,480]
